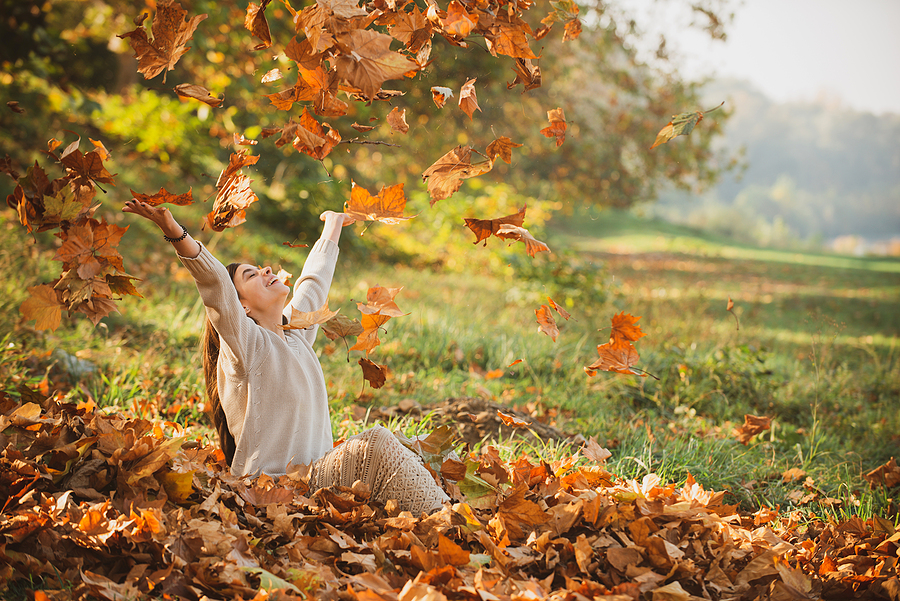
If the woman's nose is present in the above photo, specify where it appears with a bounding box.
[263,266,272,275]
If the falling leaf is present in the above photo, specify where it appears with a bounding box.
[357,286,407,317]
[351,122,376,132]
[386,107,409,134]
[282,302,340,330]
[458,78,481,120]
[244,0,272,50]
[130,187,193,206]
[547,297,571,321]
[359,357,387,389]
[322,313,364,341]
[174,83,224,107]
[485,137,523,165]
[344,181,416,225]
[585,339,644,377]
[463,205,526,246]
[431,86,453,108]
[333,29,420,99]
[442,1,479,38]
[260,68,283,83]
[7,100,26,114]
[117,1,208,83]
[535,305,559,341]
[496,224,550,257]
[732,414,772,445]
[650,101,724,149]
[422,145,494,204]
[20,284,65,331]
[205,151,259,231]
[349,312,392,354]
[540,107,567,147]
[507,58,541,91]
[609,312,646,344]
[497,411,530,428]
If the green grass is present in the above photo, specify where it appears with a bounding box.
[3,203,899,524]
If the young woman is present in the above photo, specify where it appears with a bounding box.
[123,199,449,515]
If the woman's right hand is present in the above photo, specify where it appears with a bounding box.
[123,199,181,237]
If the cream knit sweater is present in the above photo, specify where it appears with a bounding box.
[178,238,340,477]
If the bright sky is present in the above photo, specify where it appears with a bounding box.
[620,0,900,115]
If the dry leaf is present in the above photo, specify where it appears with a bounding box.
[732,414,772,445]
[282,302,340,330]
[345,181,416,225]
[386,107,409,134]
[540,107,567,147]
[458,78,481,120]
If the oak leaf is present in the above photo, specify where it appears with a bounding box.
[732,414,772,445]
[386,106,409,133]
[20,284,65,331]
[535,305,559,341]
[485,137,523,164]
[282,302,340,330]
[458,78,481,120]
[540,107,567,147]
[430,86,453,108]
[244,0,272,50]
[344,181,416,225]
[334,29,420,99]
[359,357,387,389]
[174,83,224,107]
[357,285,407,317]
[130,187,193,206]
[496,224,550,257]
[117,2,208,83]
[463,205,525,246]
[422,145,494,204]
[651,102,723,149]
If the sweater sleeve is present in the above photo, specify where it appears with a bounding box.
[284,237,340,345]
[177,243,255,370]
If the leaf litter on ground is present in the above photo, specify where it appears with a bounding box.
[2,388,898,600]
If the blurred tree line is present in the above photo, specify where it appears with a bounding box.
[1,0,735,254]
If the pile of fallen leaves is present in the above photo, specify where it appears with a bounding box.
[2,392,898,601]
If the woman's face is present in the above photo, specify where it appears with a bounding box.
[232,264,289,315]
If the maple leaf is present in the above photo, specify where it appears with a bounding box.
[507,58,541,91]
[863,457,900,489]
[732,414,772,445]
[609,312,646,344]
[351,122,376,132]
[270,66,350,117]
[442,1,479,38]
[651,101,724,149]
[497,410,530,428]
[205,151,260,231]
[422,145,494,204]
[117,1,208,83]
[357,285,407,317]
[430,86,453,108]
[359,357,387,389]
[464,205,526,246]
[458,78,481,120]
[547,297,571,321]
[20,284,65,331]
[130,187,193,206]
[333,29,420,99]
[174,83,224,107]
[584,436,612,463]
[322,313,364,341]
[496,224,550,257]
[244,0,272,50]
[285,36,325,70]
[344,181,416,226]
[486,136,523,165]
[541,107,567,147]
[485,21,538,59]
[386,106,409,133]
[60,148,117,190]
[584,338,644,377]
[282,302,340,330]
[535,305,559,341]
[292,108,342,160]
[349,312,392,354]
[563,18,582,42]
[54,220,128,279]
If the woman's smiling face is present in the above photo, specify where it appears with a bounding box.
[232,264,289,315]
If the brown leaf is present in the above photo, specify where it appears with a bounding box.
[485,136,523,164]
[584,339,643,377]
[282,302,340,330]
[130,187,193,206]
[732,414,772,445]
[540,107,567,147]
[322,313,364,341]
[547,297,571,321]
[174,83,224,107]
[496,224,550,257]
[205,151,259,231]
[422,145,494,204]
[351,122,376,132]
[507,58,541,91]
[20,284,65,331]
[535,305,559,341]
[359,357,387,389]
[584,436,612,463]
[497,410,530,428]
[345,181,416,228]
[458,78,481,120]
[430,86,453,108]
[386,107,409,134]
[863,457,900,489]
[244,0,272,50]
[334,29,420,99]
[7,100,26,114]
[117,1,208,83]
[463,204,526,246]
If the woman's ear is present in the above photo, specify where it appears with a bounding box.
[242,305,251,316]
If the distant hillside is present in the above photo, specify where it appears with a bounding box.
[645,79,900,254]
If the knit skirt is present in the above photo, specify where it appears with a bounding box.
[308,425,449,515]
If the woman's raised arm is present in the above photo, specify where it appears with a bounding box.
[122,199,201,258]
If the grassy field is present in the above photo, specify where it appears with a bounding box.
[3,204,898,523]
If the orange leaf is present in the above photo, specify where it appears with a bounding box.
[130,187,193,206]
[863,457,900,489]
[117,1,208,83]
[463,205,526,246]
[293,107,342,160]
[584,339,644,377]
[20,284,64,331]
[357,285,407,317]
[485,136,523,164]
[174,83,224,107]
[349,312,392,354]
[437,534,470,566]
[540,107,567,147]
[422,145,494,204]
[442,1,478,38]
[485,22,538,59]
[345,181,416,225]
[386,107,409,134]
[359,357,387,389]
[458,78,481,120]
[282,302,340,330]
[430,86,453,108]
[535,305,559,341]
[244,0,272,50]
[610,311,646,344]
[205,151,259,231]
[496,224,550,257]
[547,297,571,321]
[507,58,541,91]
[732,414,772,445]
[497,411,530,428]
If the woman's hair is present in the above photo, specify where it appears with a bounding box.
[201,262,241,466]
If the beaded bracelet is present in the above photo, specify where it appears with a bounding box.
[163,225,188,243]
